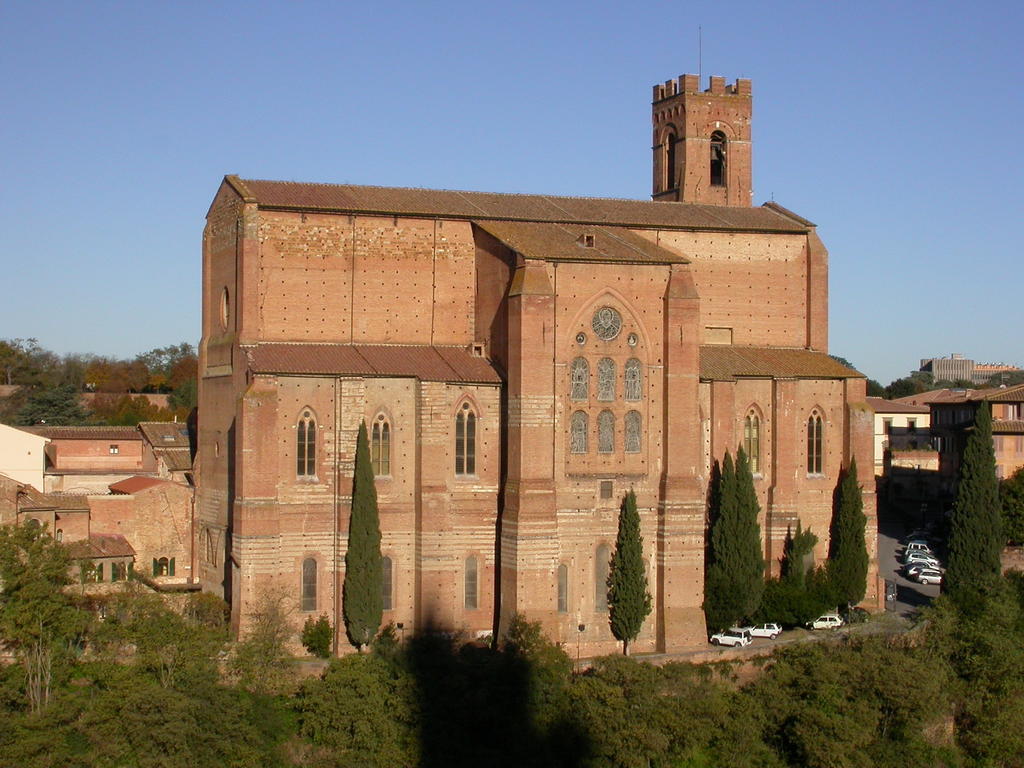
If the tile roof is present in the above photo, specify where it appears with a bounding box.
[895,385,1024,407]
[67,533,135,560]
[245,344,502,384]
[865,397,931,414]
[22,426,140,441]
[18,487,91,512]
[109,476,174,495]
[138,422,191,448]
[474,221,686,264]
[157,447,193,472]
[227,176,810,234]
[985,384,1024,403]
[993,420,1024,434]
[699,346,863,381]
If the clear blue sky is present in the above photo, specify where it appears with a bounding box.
[1,0,1020,385]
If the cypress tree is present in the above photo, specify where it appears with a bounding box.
[704,450,765,632]
[946,401,1003,600]
[607,489,651,655]
[828,457,869,606]
[343,421,383,650]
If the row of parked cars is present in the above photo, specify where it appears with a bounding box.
[709,612,848,647]
[899,531,943,586]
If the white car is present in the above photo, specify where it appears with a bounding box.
[913,568,943,586]
[904,540,933,553]
[903,552,940,568]
[903,562,940,578]
[710,628,752,647]
[808,613,843,630]
[744,623,782,639]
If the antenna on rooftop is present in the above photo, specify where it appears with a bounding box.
[698,26,702,83]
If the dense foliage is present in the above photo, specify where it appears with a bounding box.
[302,614,334,658]
[704,449,765,632]
[828,457,869,606]
[1001,466,1024,545]
[343,421,383,650]
[606,490,651,655]
[947,401,1003,601]
[0,337,197,425]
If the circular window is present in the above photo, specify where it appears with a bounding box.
[220,287,230,330]
[591,307,622,341]
[575,332,586,345]
[627,332,638,347]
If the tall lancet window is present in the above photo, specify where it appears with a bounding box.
[297,410,316,478]
[570,357,589,401]
[598,410,614,454]
[625,410,642,454]
[807,411,824,474]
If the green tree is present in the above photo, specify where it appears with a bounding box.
[1000,467,1024,545]
[704,449,765,632]
[606,490,651,655]
[828,457,869,606]
[343,420,383,650]
[302,614,333,658]
[0,522,86,713]
[946,402,1003,600]
[230,589,296,694]
[14,383,89,426]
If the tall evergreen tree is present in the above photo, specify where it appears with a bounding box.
[946,402,1003,599]
[828,457,869,606]
[606,490,651,655]
[343,421,384,650]
[703,449,765,632]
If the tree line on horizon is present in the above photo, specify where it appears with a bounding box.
[0,338,197,426]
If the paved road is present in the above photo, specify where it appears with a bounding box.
[877,500,940,616]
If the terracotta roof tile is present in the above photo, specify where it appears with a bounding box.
[22,426,140,441]
[68,533,135,559]
[156,447,193,472]
[246,344,501,384]
[700,346,863,381]
[138,422,190,448]
[985,384,1024,403]
[474,221,686,264]
[993,420,1024,434]
[231,177,809,234]
[109,476,172,495]
[865,397,931,414]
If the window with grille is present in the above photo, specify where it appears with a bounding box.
[297,410,317,478]
[624,358,642,401]
[744,411,761,474]
[598,410,614,453]
[625,410,641,453]
[570,411,588,454]
[464,556,478,610]
[597,358,615,401]
[570,357,589,401]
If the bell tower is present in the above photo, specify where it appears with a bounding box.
[652,74,752,206]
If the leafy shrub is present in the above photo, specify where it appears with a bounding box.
[302,614,333,658]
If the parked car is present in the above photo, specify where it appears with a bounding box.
[903,552,940,568]
[913,568,943,586]
[904,541,933,554]
[744,623,782,639]
[710,628,752,647]
[808,613,843,630]
[903,562,941,578]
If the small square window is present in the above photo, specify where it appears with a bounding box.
[599,480,613,499]
[109,444,119,455]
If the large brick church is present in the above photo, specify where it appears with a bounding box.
[197,74,877,655]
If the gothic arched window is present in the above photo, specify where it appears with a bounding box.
[710,130,727,187]
[301,558,317,611]
[557,564,569,613]
[371,415,391,476]
[465,556,478,610]
[625,358,642,401]
[297,410,317,478]
[744,411,761,474]
[382,556,393,611]
[665,130,677,190]
[570,411,588,454]
[571,357,589,401]
[595,544,610,611]
[455,403,476,475]
[807,411,824,475]
[625,410,642,454]
[598,410,614,454]
[597,358,615,401]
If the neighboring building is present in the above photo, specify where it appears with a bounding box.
[138,421,194,484]
[865,397,933,476]
[197,73,878,655]
[0,422,49,490]
[899,383,1024,487]
[917,354,1022,386]
[22,425,149,493]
